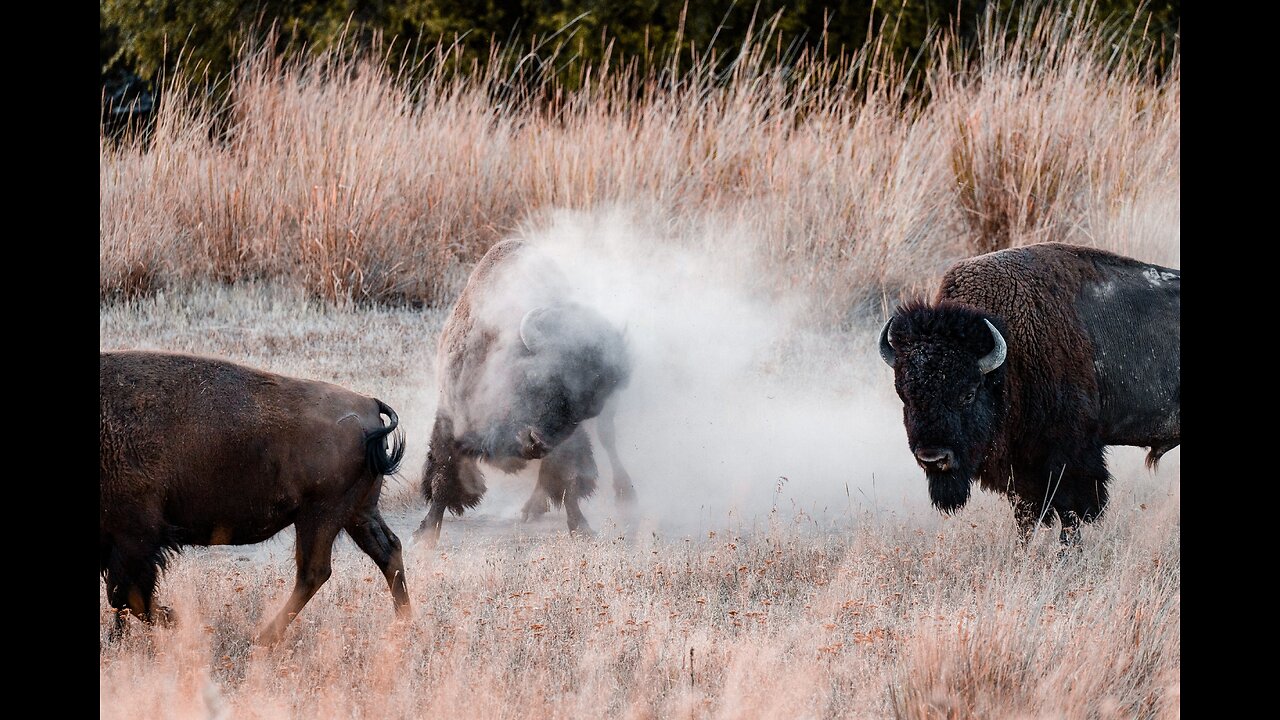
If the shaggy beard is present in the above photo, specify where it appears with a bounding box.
[927,472,973,514]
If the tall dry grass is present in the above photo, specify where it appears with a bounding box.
[99,7,1178,325]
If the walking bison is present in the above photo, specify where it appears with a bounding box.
[878,242,1179,544]
[413,240,634,547]
[100,351,410,643]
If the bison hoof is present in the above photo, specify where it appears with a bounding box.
[568,525,596,539]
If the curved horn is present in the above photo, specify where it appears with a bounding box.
[977,319,1007,374]
[519,308,544,352]
[878,318,896,367]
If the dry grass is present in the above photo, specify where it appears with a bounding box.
[100,287,1179,719]
[99,8,1178,325]
[100,5,1179,716]
[99,504,1180,720]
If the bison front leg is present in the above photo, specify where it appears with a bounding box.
[521,484,552,522]
[414,499,448,550]
[563,480,596,537]
[256,515,340,645]
[346,510,411,617]
[596,398,636,506]
[102,535,169,637]
[1047,439,1110,550]
[540,427,598,537]
[413,415,486,548]
[1058,510,1083,552]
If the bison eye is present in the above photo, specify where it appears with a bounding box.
[961,389,976,405]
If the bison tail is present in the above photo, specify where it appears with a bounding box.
[367,399,407,476]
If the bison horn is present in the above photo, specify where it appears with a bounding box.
[977,319,1007,374]
[520,307,545,353]
[877,318,896,367]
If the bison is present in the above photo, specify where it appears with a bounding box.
[100,351,410,643]
[412,239,634,547]
[878,242,1179,544]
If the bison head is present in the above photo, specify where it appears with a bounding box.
[879,300,1007,514]
[504,302,631,459]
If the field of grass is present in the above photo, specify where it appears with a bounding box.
[99,286,1179,719]
[100,6,1179,718]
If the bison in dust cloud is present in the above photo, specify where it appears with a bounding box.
[413,239,634,547]
[878,242,1179,544]
[100,351,409,643]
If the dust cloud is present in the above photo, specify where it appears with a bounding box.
[444,206,932,537]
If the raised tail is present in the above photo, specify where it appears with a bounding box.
[366,399,407,476]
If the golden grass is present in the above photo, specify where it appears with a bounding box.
[99,8,1178,325]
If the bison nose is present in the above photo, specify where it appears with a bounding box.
[914,448,955,471]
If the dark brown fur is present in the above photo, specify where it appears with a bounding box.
[100,351,409,643]
[885,242,1179,544]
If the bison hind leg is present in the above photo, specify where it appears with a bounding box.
[346,511,411,616]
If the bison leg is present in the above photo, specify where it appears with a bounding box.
[563,483,595,537]
[414,416,486,548]
[596,398,636,505]
[256,515,340,645]
[521,484,552,522]
[1014,442,1109,549]
[415,454,485,548]
[415,500,448,549]
[1058,510,1084,551]
[1012,500,1041,547]
[346,511,411,617]
[1047,441,1110,547]
[539,428,598,537]
[103,536,167,636]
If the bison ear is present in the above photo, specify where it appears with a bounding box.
[878,318,896,367]
[977,319,1007,374]
[520,307,550,353]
